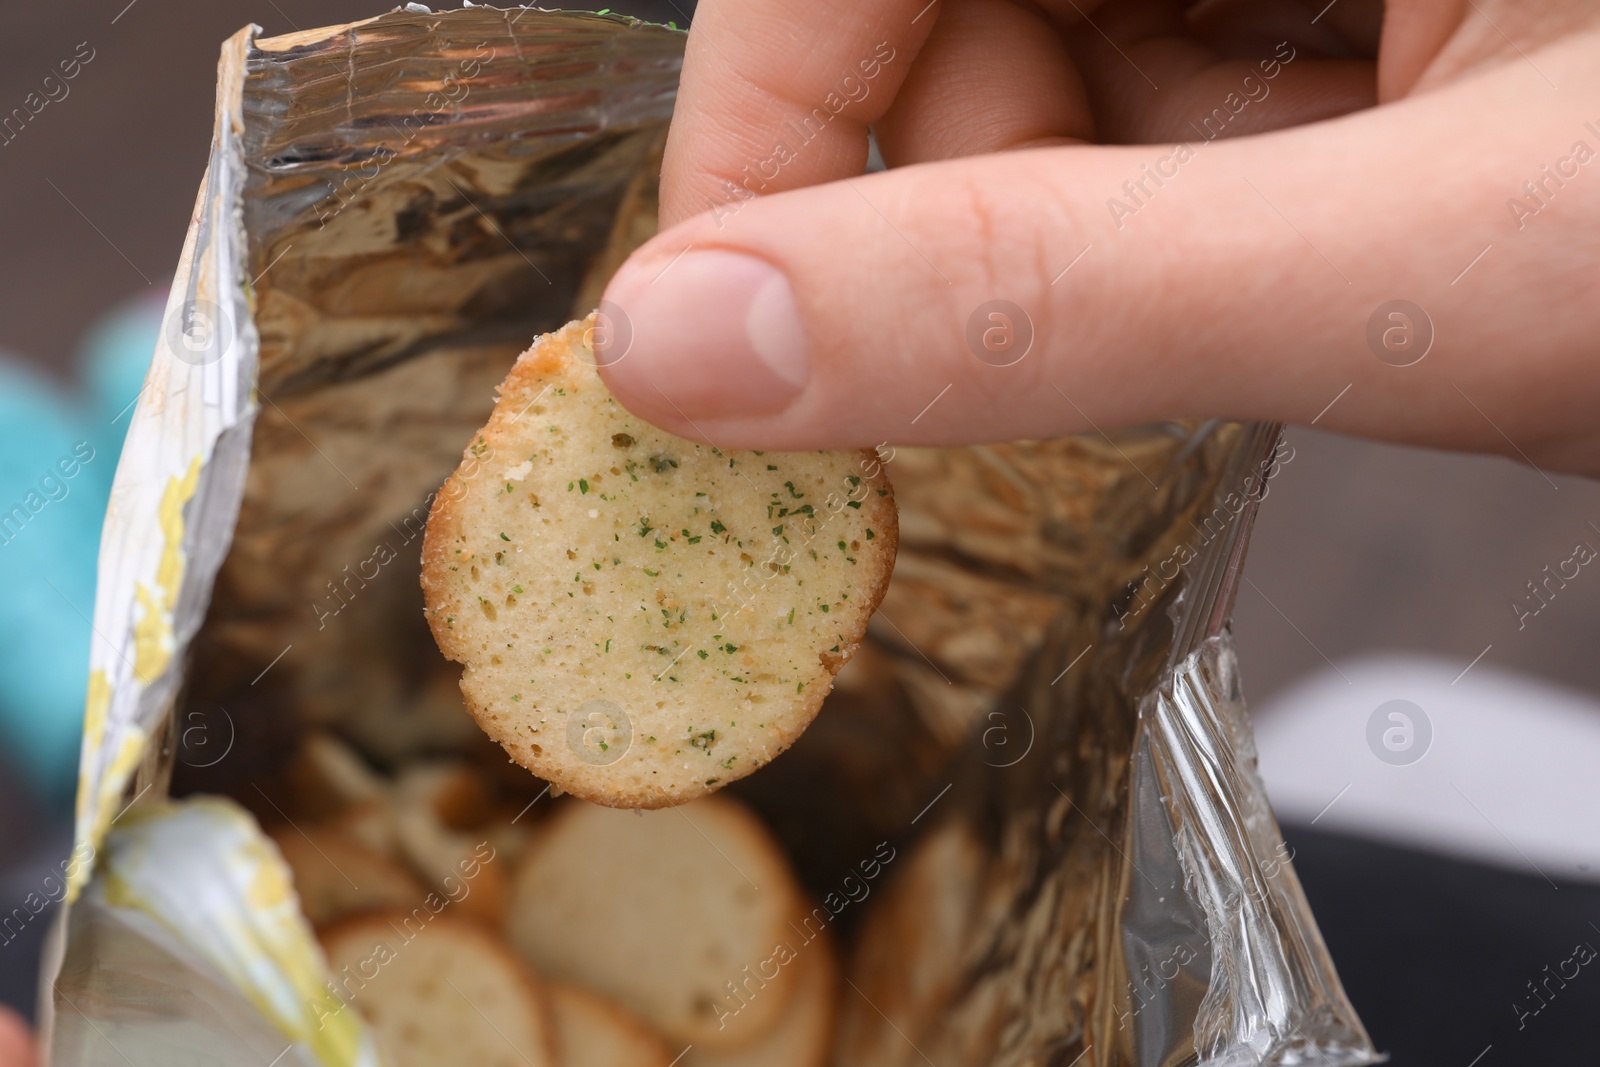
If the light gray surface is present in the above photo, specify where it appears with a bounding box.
[1252,653,1600,882]
[1233,427,1600,712]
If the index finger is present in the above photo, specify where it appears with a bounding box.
[658,0,940,227]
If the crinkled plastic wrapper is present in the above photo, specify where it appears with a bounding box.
[42,7,1379,1067]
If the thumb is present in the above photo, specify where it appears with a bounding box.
[597,48,1599,472]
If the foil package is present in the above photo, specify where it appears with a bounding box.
[41,8,1379,1067]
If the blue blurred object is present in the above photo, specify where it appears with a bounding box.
[0,293,160,798]
[0,363,103,796]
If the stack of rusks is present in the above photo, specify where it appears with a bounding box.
[277,730,838,1067]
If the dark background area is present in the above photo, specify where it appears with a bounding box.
[1285,826,1600,1065]
[2,2,1597,1063]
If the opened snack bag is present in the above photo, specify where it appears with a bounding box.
[43,9,1377,1067]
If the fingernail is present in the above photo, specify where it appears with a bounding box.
[598,249,809,419]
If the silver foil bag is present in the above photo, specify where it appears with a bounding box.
[43,8,1377,1067]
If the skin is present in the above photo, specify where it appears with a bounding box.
[597,0,1600,477]
[0,1006,33,1067]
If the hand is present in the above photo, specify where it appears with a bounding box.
[0,1006,35,1067]
[596,0,1600,477]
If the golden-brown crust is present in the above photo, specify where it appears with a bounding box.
[322,910,540,981]
[548,983,674,1067]
[271,825,427,930]
[689,918,839,1067]
[421,324,579,666]
[833,820,983,1067]
[507,796,808,1047]
[322,910,558,1066]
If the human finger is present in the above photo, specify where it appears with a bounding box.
[657,0,941,228]
[598,45,1600,476]
[1059,0,1376,142]
[875,0,1096,164]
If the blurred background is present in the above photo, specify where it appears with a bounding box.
[2,2,1597,1063]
